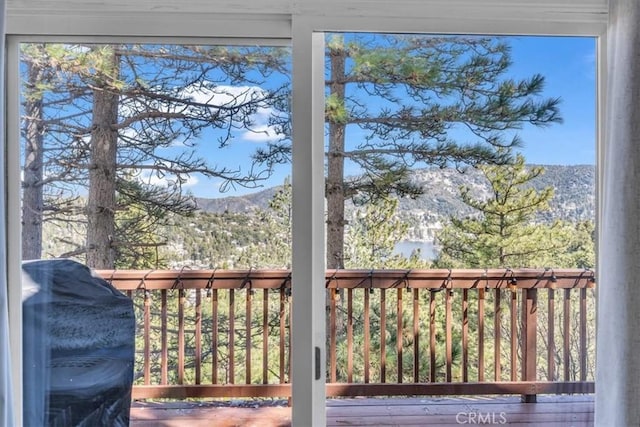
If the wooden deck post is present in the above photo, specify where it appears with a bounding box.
[521,288,537,403]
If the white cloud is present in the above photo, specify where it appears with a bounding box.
[182,84,266,108]
[241,124,282,142]
[241,104,284,142]
[119,127,138,140]
[119,82,288,145]
[166,138,188,148]
[182,84,287,143]
[137,167,199,189]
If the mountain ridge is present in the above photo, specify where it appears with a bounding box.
[195,164,595,221]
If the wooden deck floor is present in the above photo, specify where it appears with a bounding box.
[130,394,594,426]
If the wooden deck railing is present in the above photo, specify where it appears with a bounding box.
[97,268,596,400]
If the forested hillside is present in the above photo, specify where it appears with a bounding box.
[42,164,594,268]
[196,164,595,242]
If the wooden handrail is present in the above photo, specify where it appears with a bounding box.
[97,268,596,400]
[97,268,595,290]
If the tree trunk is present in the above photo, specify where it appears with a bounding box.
[86,48,119,269]
[22,57,46,260]
[326,47,347,269]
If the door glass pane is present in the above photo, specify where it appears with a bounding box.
[322,33,596,388]
[20,42,291,424]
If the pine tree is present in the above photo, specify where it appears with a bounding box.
[344,197,428,269]
[21,44,87,260]
[436,153,558,268]
[20,43,290,268]
[255,34,562,269]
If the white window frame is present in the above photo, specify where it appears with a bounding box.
[5,2,607,426]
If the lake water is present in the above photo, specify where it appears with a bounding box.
[393,240,437,260]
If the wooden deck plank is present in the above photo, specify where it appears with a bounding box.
[325,395,595,406]
[327,402,594,417]
[130,396,594,427]
[327,419,593,427]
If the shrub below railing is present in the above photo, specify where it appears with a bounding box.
[97,268,596,400]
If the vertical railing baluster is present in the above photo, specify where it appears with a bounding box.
[445,287,452,382]
[429,290,436,382]
[246,288,252,385]
[263,289,269,385]
[288,292,292,383]
[279,288,285,383]
[522,288,538,403]
[178,289,185,385]
[143,289,151,385]
[330,289,337,383]
[564,288,571,381]
[229,289,235,384]
[478,288,485,382]
[510,288,517,381]
[380,288,387,383]
[494,289,502,382]
[462,289,469,383]
[548,289,556,381]
[195,289,202,385]
[161,290,168,385]
[580,287,587,381]
[364,288,371,383]
[397,288,403,383]
[211,289,218,385]
[347,288,353,383]
[413,288,420,383]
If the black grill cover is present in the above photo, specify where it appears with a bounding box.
[22,259,135,427]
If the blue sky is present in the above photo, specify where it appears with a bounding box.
[191,35,596,198]
[507,36,596,166]
[113,36,598,199]
[21,37,596,199]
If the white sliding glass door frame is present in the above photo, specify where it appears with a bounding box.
[289,8,607,424]
[5,2,607,426]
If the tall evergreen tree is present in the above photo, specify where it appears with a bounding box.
[20,43,290,268]
[435,153,591,268]
[255,34,562,268]
[21,44,88,259]
[22,45,48,260]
